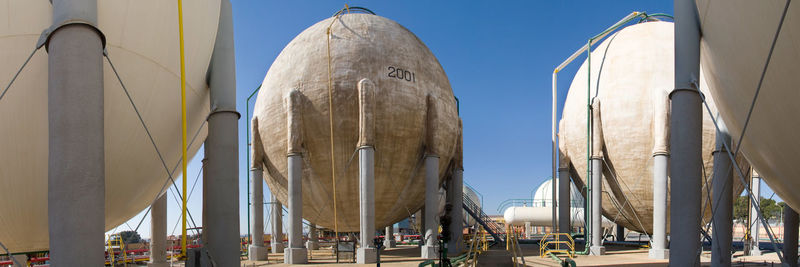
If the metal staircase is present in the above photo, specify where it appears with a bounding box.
[463,195,506,243]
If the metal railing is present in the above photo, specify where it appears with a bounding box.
[463,194,505,243]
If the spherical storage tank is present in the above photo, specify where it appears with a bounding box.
[559,21,746,234]
[0,1,220,253]
[252,13,459,231]
[697,0,800,210]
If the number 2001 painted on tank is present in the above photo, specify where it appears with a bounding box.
[387,66,416,82]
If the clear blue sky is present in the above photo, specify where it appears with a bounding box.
[115,1,781,239]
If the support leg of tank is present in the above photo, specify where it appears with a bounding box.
[422,155,439,259]
[670,0,703,265]
[271,195,285,252]
[10,255,26,267]
[784,207,799,267]
[749,174,762,256]
[306,223,319,250]
[284,154,308,264]
[148,193,169,267]
[385,225,397,248]
[558,166,571,233]
[249,167,267,261]
[204,1,240,265]
[47,0,104,265]
[357,146,377,264]
[711,129,733,267]
[590,158,605,255]
[447,168,464,255]
[525,222,532,239]
[650,154,669,259]
[615,224,625,242]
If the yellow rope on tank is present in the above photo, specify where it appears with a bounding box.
[177,0,188,258]
[325,5,346,241]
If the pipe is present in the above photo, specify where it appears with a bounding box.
[205,0,240,265]
[670,0,703,265]
[711,123,733,267]
[47,0,104,265]
[245,84,261,244]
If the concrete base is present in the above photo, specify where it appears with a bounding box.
[146,263,169,267]
[306,240,319,250]
[248,245,268,261]
[648,248,669,259]
[590,246,606,256]
[283,247,308,264]
[384,238,396,248]
[356,247,377,264]
[750,248,762,256]
[271,243,284,253]
[421,245,438,259]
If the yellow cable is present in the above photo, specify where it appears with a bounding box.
[176,0,188,258]
[326,8,343,243]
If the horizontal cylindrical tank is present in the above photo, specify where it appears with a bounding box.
[252,13,459,231]
[503,207,612,228]
[559,21,746,234]
[0,1,220,253]
[697,1,800,210]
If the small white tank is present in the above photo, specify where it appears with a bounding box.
[0,1,220,253]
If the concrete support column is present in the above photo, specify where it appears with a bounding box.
[589,101,605,255]
[356,146,377,263]
[306,223,319,250]
[284,88,307,264]
[385,225,397,248]
[248,167,267,261]
[422,155,440,259]
[711,129,733,267]
[749,173,763,256]
[270,195,284,252]
[650,154,669,260]
[446,169,465,255]
[784,207,798,267]
[284,155,307,263]
[204,1,240,266]
[47,0,104,265]
[590,158,605,255]
[356,78,377,263]
[670,1,703,265]
[650,87,670,259]
[148,194,168,267]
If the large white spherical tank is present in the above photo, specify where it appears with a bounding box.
[697,1,800,210]
[252,14,459,231]
[559,21,746,234]
[531,178,583,208]
[0,1,220,253]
